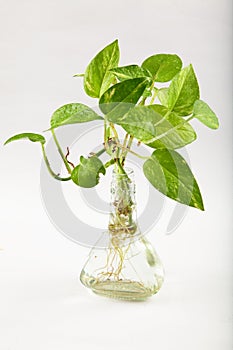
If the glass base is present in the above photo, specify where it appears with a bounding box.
[80,237,164,301]
[81,274,161,301]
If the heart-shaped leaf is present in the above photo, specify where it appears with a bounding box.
[4,133,46,145]
[71,156,106,188]
[193,100,219,129]
[110,65,151,81]
[99,77,149,122]
[141,54,182,82]
[117,106,157,142]
[84,40,120,98]
[117,105,196,149]
[50,103,103,129]
[167,64,200,116]
[143,149,204,210]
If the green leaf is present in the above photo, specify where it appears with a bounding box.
[110,65,151,81]
[84,40,120,98]
[117,105,196,149]
[167,64,200,116]
[50,103,103,129]
[141,54,182,82]
[4,133,46,145]
[193,100,219,129]
[99,78,149,122]
[147,105,196,149]
[117,106,157,142]
[157,88,169,107]
[71,156,106,188]
[143,149,204,210]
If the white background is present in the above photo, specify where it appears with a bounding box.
[0,0,232,349]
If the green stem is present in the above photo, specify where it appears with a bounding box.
[185,115,194,123]
[95,148,106,157]
[104,117,109,147]
[104,159,115,168]
[116,158,128,175]
[116,142,149,160]
[121,133,129,155]
[140,78,157,106]
[139,96,147,105]
[150,88,158,105]
[127,135,134,149]
[120,133,129,164]
[110,122,121,159]
[122,135,134,162]
[110,123,119,141]
[51,129,72,174]
[41,144,71,181]
[73,73,84,77]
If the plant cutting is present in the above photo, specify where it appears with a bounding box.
[4,40,219,300]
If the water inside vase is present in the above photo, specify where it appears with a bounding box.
[80,168,164,301]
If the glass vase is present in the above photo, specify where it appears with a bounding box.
[80,168,164,300]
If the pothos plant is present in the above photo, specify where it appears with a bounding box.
[5,39,219,212]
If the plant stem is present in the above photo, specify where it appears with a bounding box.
[95,148,106,157]
[122,135,134,162]
[116,158,127,174]
[120,133,129,164]
[116,142,149,160]
[73,73,84,77]
[41,144,71,181]
[127,135,134,149]
[122,133,129,154]
[110,122,119,141]
[51,129,72,174]
[150,88,158,105]
[185,115,194,123]
[104,159,115,168]
[104,117,108,147]
[140,78,157,106]
[109,122,121,159]
[139,96,147,105]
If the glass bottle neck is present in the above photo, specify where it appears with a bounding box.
[108,168,138,237]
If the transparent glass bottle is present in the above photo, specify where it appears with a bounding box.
[80,168,164,300]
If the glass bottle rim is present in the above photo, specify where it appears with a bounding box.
[112,167,134,177]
